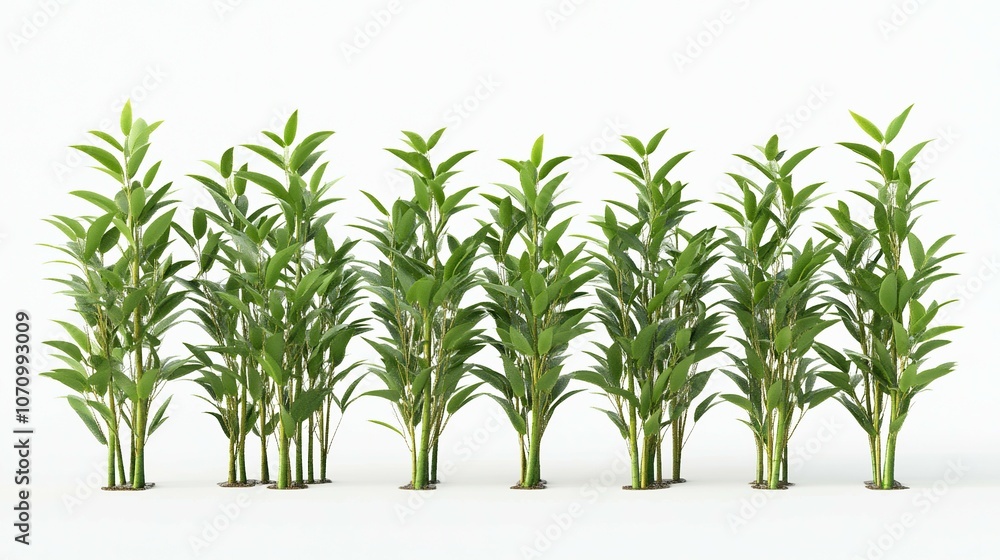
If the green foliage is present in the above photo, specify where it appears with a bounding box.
[581,131,725,488]
[476,136,595,488]
[716,134,837,489]
[817,106,959,489]
[184,111,368,489]
[42,101,195,489]
[357,128,486,489]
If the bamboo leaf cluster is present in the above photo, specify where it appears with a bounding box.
[43,101,196,489]
[715,135,840,489]
[815,106,959,490]
[580,131,725,489]
[177,112,369,489]
[476,136,596,489]
[357,129,486,490]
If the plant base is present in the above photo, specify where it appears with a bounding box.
[666,478,687,484]
[399,483,437,490]
[622,481,670,490]
[864,480,908,490]
[266,483,308,490]
[218,480,261,488]
[308,479,333,485]
[101,483,156,491]
[511,481,547,490]
[749,481,790,490]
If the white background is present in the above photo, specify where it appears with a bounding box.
[1,1,998,559]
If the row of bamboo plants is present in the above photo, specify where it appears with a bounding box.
[43,104,958,491]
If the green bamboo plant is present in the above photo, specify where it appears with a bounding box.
[578,131,726,489]
[304,236,369,484]
[220,111,366,489]
[357,129,486,489]
[184,149,279,484]
[815,107,959,489]
[476,136,595,489]
[176,148,264,486]
[42,101,195,489]
[716,135,840,489]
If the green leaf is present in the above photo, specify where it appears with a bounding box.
[537,368,560,394]
[879,272,898,314]
[446,384,482,415]
[283,110,298,145]
[405,277,435,308]
[290,388,326,422]
[239,170,288,200]
[779,147,817,176]
[542,217,572,255]
[265,245,298,289]
[888,413,908,433]
[774,326,792,354]
[40,369,88,393]
[645,129,668,155]
[508,328,534,356]
[531,288,550,317]
[898,363,918,393]
[426,128,445,150]
[401,131,427,153]
[530,135,544,166]
[603,153,643,177]
[621,135,645,156]
[436,150,475,175]
[148,396,172,436]
[84,213,115,258]
[72,145,123,177]
[143,208,176,248]
[764,135,779,160]
[893,320,910,357]
[631,324,656,363]
[838,142,881,165]
[369,419,405,439]
[908,234,925,268]
[913,362,955,389]
[488,395,526,435]
[67,396,107,445]
[850,111,884,143]
[137,369,158,400]
[192,208,207,240]
[537,327,554,355]
[71,191,118,214]
[120,100,132,135]
[885,104,913,144]
[766,380,785,412]
[721,394,753,413]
